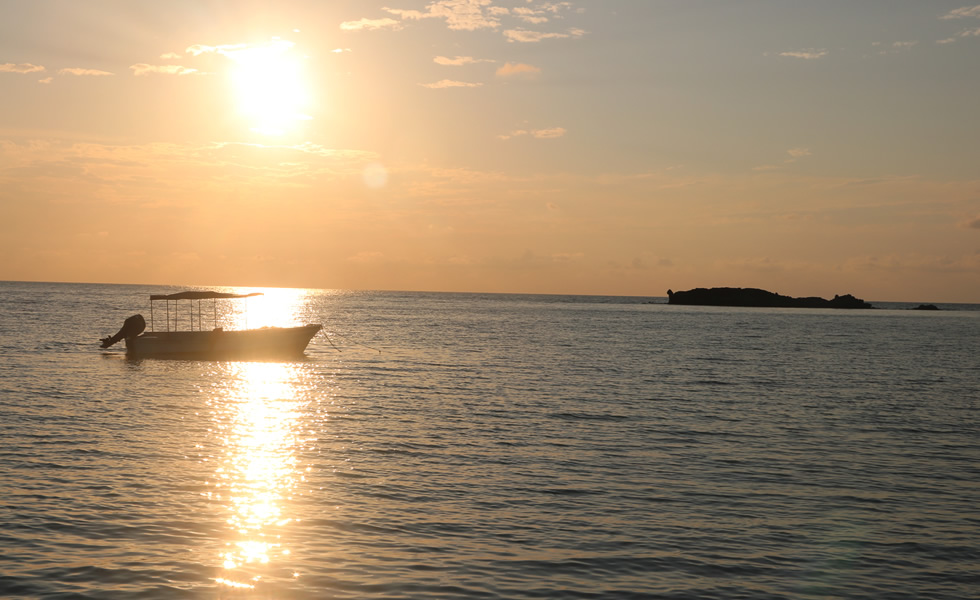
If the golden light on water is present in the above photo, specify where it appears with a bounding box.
[225,287,313,330]
[211,361,307,589]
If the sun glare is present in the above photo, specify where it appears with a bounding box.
[227,40,312,136]
[225,287,311,330]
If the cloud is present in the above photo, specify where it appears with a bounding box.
[937,26,980,44]
[874,40,919,54]
[186,43,248,56]
[513,7,549,24]
[340,17,403,31]
[384,8,423,20]
[160,52,182,60]
[130,64,199,76]
[531,127,566,139]
[495,62,541,77]
[937,5,980,42]
[498,127,566,140]
[503,27,585,43]
[940,5,980,19]
[420,79,483,88]
[59,68,113,76]
[186,40,293,59]
[542,2,576,12]
[965,215,980,229]
[1,63,45,74]
[778,48,828,59]
[754,147,813,170]
[497,129,528,140]
[356,2,583,40]
[434,55,493,66]
[386,0,503,31]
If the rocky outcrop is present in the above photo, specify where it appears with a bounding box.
[666,287,873,309]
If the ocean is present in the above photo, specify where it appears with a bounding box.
[1,281,978,599]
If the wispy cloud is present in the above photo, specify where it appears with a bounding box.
[59,68,113,76]
[754,147,813,170]
[386,0,504,31]
[160,52,182,60]
[532,127,566,139]
[498,127,566,140]
[186,40,293,58]
[353,1,584,40]
[503,27,585,43]
[340,17,403,32]
[778,48,828,60]
[495,62,541,77]
[940,5,980,19]
[511,2,576,24]
[938,4,980,43]
[0,62,45,74]
[873,40,919,54]
[420,79,483,88]
[937,27,980,44]
[186,43,245,56]
[513,8,549,24]
[434,55,494,66]
[130,64,199,76]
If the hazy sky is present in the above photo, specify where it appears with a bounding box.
[1,1,978,301]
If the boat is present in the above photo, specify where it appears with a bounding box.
[99,290,322,359]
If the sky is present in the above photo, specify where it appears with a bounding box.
[1,0,978,302]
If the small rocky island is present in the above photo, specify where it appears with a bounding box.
[667,287,873,309]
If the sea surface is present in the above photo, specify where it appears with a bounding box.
[1,281,978,599]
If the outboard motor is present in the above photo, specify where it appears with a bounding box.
[100,314,146,349]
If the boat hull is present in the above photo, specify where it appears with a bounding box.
[124,325,322,360]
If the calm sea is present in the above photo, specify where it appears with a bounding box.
[1,281,978,599]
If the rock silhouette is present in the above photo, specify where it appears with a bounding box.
[667,287,873,309]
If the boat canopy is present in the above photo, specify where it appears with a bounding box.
[150,291,264,301]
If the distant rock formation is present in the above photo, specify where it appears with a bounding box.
[666,287,873,309]
[912,304,940,311]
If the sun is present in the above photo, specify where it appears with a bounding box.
[227,40,311,136]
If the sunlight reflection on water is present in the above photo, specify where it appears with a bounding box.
[210,361,306,591]
[224,287,314,330]
[4,282,978,599]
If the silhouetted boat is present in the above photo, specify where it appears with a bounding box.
[100,291,321,359]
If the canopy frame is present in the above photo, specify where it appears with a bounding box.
[148,291,263,332]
